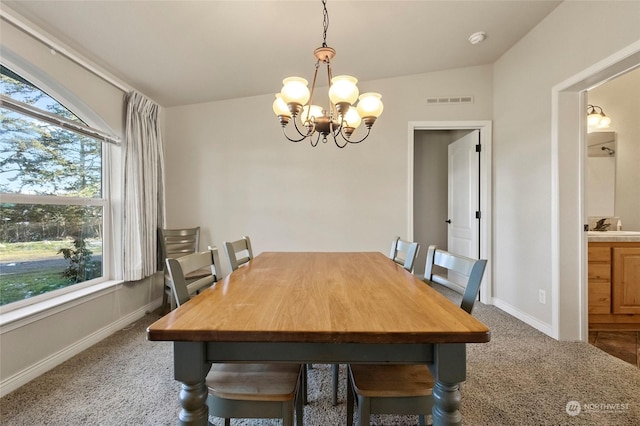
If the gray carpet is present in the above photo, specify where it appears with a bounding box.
[1,285,639,425]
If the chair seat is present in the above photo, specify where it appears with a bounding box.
[206,363,302,402]
[349,364,434,398]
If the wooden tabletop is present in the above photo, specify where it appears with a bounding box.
[147,252,490,344]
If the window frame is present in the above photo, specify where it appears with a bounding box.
[0,60,121,315]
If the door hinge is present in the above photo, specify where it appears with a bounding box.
[475,144,481,152]
[476,211,481,219]
[584,224,589,232]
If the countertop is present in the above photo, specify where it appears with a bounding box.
[587,231,640,242]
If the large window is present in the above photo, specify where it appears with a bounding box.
[0,66,109,307]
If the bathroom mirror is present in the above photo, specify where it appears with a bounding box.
[587,131,616,217]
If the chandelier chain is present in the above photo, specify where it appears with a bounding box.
[321,0,329,47]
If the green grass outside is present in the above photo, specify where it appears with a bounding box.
[0,240,103,306]
[0,240,81,262]
[0,268,69,305]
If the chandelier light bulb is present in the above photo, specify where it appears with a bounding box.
[357,92,384,118]
[343,107,362,129]
[280,77,310,109]
[302,104,324,122]
[329,75,359,105]
[272,94,290,118]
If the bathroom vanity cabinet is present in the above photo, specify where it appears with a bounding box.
[588,239,640,330]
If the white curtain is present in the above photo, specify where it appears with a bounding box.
[123,91,165,281]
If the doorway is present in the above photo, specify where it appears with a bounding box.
[585,68,640,335]
[552,40,640,341]
[408,121,492,304]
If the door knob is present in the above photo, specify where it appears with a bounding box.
[445,219,452,224]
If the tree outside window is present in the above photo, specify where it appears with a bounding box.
[1,66,106,306]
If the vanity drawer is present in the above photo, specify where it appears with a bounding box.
[588,263,611,281]
[588,246,611,262]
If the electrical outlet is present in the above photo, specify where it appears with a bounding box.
[539,289,546,304]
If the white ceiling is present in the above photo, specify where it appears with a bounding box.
[2,1,562,107]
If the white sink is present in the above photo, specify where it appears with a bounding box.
[588,231,640,236]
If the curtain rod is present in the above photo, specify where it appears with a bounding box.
[1,94,121,145]
[0,8,131,94]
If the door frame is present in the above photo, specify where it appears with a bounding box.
[408,121,493,304]
[551,40,640,341]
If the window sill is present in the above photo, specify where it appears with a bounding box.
[0,280,124,332]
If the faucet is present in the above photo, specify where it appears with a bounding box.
[601,146,615,156]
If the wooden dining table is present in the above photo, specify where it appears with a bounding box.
[147,251,490,426]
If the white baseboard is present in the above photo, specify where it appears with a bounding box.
[0,299,161,398]
[491,297,555,338]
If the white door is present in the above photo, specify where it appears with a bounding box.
[447,130,480,264]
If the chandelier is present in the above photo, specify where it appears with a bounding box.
[587,104,611,130]
[272,0,383,148]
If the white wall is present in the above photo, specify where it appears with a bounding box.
[0,21,124,136]
[588,68,640,231]
[164,66,493,277]
[492,1,640,336]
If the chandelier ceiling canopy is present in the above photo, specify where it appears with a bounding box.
[272,0,383,148]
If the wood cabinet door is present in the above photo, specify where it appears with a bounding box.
[612,247,640,314]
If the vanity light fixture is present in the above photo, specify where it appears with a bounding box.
[272,0,383,148]
[587,104,611,130]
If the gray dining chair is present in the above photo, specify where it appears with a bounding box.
[346,245,487,426]
[389,236,421,272]
[223,235,254,272]
[159,226,210,311]
[165,247,304,426]
[165,248,218,304]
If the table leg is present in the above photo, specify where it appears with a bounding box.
[178,381,209,424]
[174,342,211,426]
[429,343,465,426]
[432,381,462,425]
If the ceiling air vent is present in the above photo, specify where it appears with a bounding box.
[426,96,474,105]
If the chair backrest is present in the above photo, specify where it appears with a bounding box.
[424,245,487,314]
[224,236,254,271]
[159,227,200,264]
[389,236,420,272]
[165,248,221,307]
